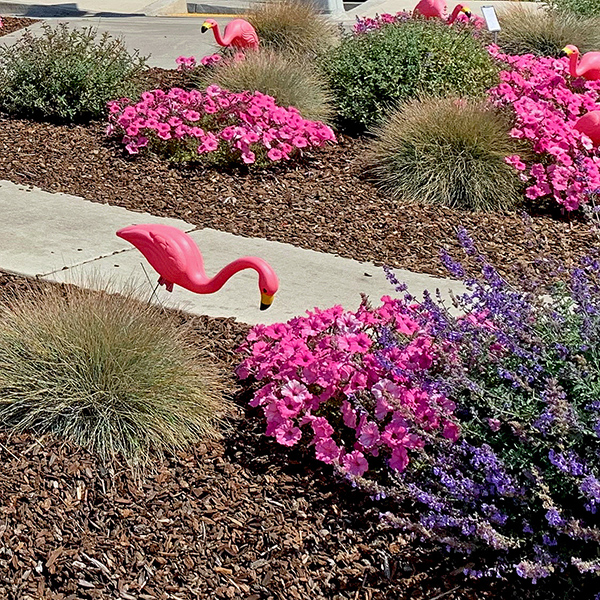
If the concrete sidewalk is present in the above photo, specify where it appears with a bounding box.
[0,16,231,68]
[0,180,464,325]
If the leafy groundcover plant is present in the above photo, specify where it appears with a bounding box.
[322,17,498,131]
[107,85,336,166]
[0,23,146,123]
[238,229,600,594]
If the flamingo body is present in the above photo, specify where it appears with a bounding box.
[201,18,259,50]
[117,224,279,310]
[563,45,600,81]
[413,0,446,19]
[574,110,600,146]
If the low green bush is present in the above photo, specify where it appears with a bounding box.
[245,0,339,55]
[545,0,600,18]
[321,20,499,132]
[0,283,230,467]
[195,49,334,123]
[0,23,146,123]
[365,97,525,211]
[498,5,600,56]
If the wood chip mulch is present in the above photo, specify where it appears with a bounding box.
[0,67,596,285]
[0,17,40,37]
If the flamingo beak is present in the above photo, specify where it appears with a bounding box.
[260,293,274,311]
[462,7,472,17]
[201,22,213,33]
[559,47,572,57]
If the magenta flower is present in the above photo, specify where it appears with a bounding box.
[341,450,369,477]
[274,421,302,447]
[315,438,341,464]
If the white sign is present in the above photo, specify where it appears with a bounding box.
[481,5,501,32]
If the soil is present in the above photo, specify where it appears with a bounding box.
[0,17,40,37]
[0,68,596,286]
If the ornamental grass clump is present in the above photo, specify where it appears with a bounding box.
[194,49,334,123]
[0,283,230,467]
[488,47,600,212]
[107,85,336,166]
[366,97,525,211]
[0,23,146,123]
[497,5,600,57]
[245,0,339,56]
[321,19,499,132]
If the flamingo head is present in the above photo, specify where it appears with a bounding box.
[560,44,579,58]
[201,19,217,33]
[258,267,279,311]
[457,4,472,18]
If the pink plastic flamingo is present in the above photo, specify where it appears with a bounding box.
[574,110,600,146]
[116,224,279,310]
[413,0,471,22]
[561,45,600,81]
[201,18,259,50]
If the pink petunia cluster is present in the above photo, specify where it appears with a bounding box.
[353,10,484,34]
[200,53,222,67]
[237,298,460,479]
[175,55,197,71]
[488,46,600,212]
[106,85,336,165]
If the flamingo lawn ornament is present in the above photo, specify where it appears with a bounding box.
[561,45,600,81]
[117,224,279,310]
[574,111,600,147]
[201,18,259,51]
[413,0,471,22]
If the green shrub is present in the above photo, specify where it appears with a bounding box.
[0,23,146,123]
[545,0,600,18]
[246,0,339,55]
[195,49,334,123]
[498,5,600,56]
[321,20,499,132]
[365,97,525,211]
[0,282,230,467]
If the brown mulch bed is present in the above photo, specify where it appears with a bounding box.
[0,67,596,284]
[0,272,564,600]
[0,17,40,36]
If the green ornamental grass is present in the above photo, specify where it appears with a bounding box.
[0,23,146,123]
[245,0,339,56]
[498,5,600,57]
[0,283,231,467]
[196,48,335,123]
[366,97,525,212]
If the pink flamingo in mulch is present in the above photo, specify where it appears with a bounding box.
[413,0,473,23]
[201,18,259,51]
[561,45,600,81]
[117,224,279,310]
[574,111,600,147]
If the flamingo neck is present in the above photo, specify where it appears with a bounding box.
[212,24,227,47]
[186,257,266,294]
[447,5,462,23]
[569,51,580,78]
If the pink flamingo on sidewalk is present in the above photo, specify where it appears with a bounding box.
[574,110,600,146]
[561,45,600,81]
[117,224,279,310]
[201,18,260,50]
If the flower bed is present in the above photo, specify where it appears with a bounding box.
[107,85,336,166]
